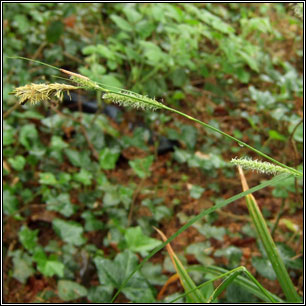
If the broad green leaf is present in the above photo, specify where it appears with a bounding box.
[289,122,303,143]
[214,246,242,269]
[125,226,160,253]
[50,135,68,150]
[33,248,64,277]
[94,250,155,302]
[73,168,93,186]
[123,6,142,23]
[8,155,26,171]
[252,257,276,280]
[46,193,75,217]
[226,282,259,303]
[14,14,31,33]
[46,20,64,43]
[57,280,87,301]
[129,155,154,178]
[135,20,155,39]
[118,185,134,209]
[81,211,104,231]
[110,14,132,32]
[103,188,121,207]
[173,148,191,163]
[10,250,34,284]
[193,222,226,241]
[181,125,198,149]
[186,242,214,266]
[189,184,205,199]
[141,262,167,285]
[249,86,276,110]
[52,219,86,246]
[4,127,15,146]
[99,147,120,170]
[276,242,303,270]
[82,45,98,55]
[99,74,123,88]
[268,130,287,141]
[39,259,64,277]
[18,226,39,253]
[87,285,113,303]
[3,189,19,215]
[96,44,115,60]
[65,149,91,168]
[19,124,39,150]
[39,172,58,186]
[120,127,150,150]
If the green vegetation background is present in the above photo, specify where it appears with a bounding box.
[3,3,303,303]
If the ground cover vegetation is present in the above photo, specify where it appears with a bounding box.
[3,3,303,303]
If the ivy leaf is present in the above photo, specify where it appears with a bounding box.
[50,135,68,150]
[129,155,154,178]
[46,193,75,217]
[189,184,205,199]
[65,149,91,168]
[10,250,34,284]
[19,124,39,150]
[125,226,161,253]
[103,187,121,207]
[39,172,58,186]
[18,226,39,253]
[73,168,93,186]
[81,211,104,232]
[252,256,276,280]
[99,147,120,170]
[4,126,15,146]
[87,285,113,303]
[276,242,303,270]
[8,155,26,171]
[57,280,87,301]
[33,247,64,277]
[94,250,155,302]
[52,219,86,246]
[3,190,19,216]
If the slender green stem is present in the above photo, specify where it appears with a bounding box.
[92,84,302,177]
[161,105,302,177]
[8,55,303,178]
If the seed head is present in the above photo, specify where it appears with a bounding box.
[103,90,164,111]
[231,157,294,176]
[12,83,78,105]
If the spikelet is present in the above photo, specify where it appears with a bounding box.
[60,69,101,91]
[12,83,78,105]
[102,90,164,111]
[231,157,294,176]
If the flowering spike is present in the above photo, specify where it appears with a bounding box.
[12,83,78,105]
[231,157,295,176]
[102,90,164,111]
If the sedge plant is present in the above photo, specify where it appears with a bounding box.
[8,57,303,303]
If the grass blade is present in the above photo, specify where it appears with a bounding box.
[238,167,301,302]
[189,265,284,303]
[170,266,279,303]
[111,173,291,302]
[154,227,205,303]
